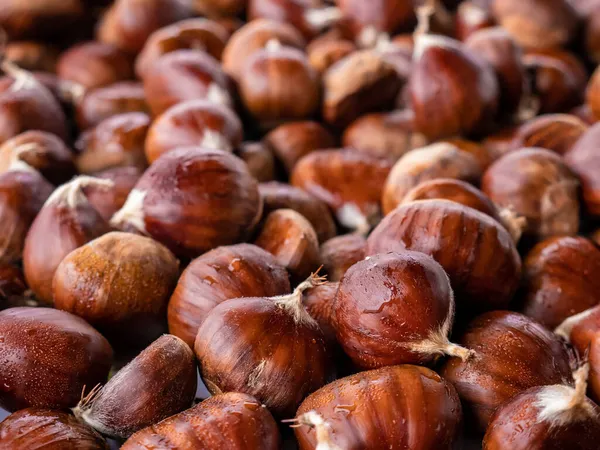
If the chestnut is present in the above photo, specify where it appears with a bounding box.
[75,81,149,130]
[587,65,600,121]
[121,392,280,450]
[236,142,276,182]
[0,307,113,412]
[292,365,462,449]
[441,311,573,432]
[144,100,243,164]
[382,142,483,215]
[307,37,356,74]
[483,364,600,449]
[142,50,233,117]
[74,335,197,439]
[444,136,494,170]
[0,131,75,185]
[190,0,247,18]
[482,147,580,240]
[57,41,134,91]
[291,149,393,234]
[222,19,306,82]
[455,1,494,41]
[194,272,333,417]
[23,176,112,305]
[75,113,150,174]
[168,244,290,347]
[5,41,59,73]
[239,40,320,129]
[302,281,339,343]
[342,110,428,162]
[52,231,179,346]
[511,114,588,156]
[112,148,261,257]
[0,408,108,450]
[135,18,230,79]
[320,234,366,282]
[254,209,320,283]
[259,181,337,243]
[83,166,142,222]
[582,3,600,66]
[565,123,600,217]
[367,200,522,312]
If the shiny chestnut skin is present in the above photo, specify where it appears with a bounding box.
[521,236,600,329]
[259,182,337,243]
[190,0,247,18]
[511,114,588,156]
[441,311,573,432]
[482,148,580,240]
[368,200,522,312]
[121,393,280,450]
[75,81,149,130]
[335,0,415,40]
[83,166,142,222]
[168,243,291,347]
[0,408,108,450]
[144,100,243,164]
[142,50,233,117]
[112,148,261,257]
[0,307,113,412]
[294,365,462,450]
[587,66,600,121]
[264,121,336,174]
[74,335,197,439]
[135,18,230,79]
[4,41,59,73]
[75,112,150,174]
[57,41,134,91]
[236,142,275,182]
[382,142,483,215]
[320,234,366,282]
[0,131,75,185]
[455,1,494,41]
[565,123,600,216]
[307,38,356,75]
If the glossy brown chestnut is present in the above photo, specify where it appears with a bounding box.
[74,335,197,439]
[302,281,339,343]
[112,148,261,257]
[335,0,415,41]
[367,200,522,312]
[235,142,276,182]
[482,148,580,240]
[144,100,243,164]
[511,114,588,156]
[441,311,573,432]
[168,243,291,347]
[307,38,356,74]
[0,264,26,308]
[0,307,113,412]
[83,166,142,222]
[455,1,494,41]
[587,65,600,121]
[5,41,59,73]
[121,392,280,450]
[565,123,600,216]
[259,181,337,243]
[194,273,333,417]
[23,176,112,305]
[320,234,366,282]
[293,365,462,450]
[53,232,179,345]
[382,142,483,215]
[0,408,108,450]
[143,50,233,117]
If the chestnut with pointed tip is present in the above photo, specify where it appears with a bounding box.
[455,1,494,41]
[83,166,142,222]
[320,234,366,282]
[302,281,339,343]
[511,114,588,156]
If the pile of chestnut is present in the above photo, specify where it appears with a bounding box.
[5,0,600,448]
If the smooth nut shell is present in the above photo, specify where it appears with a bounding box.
[511,114,588,156]
[320,234,366,282]
[83,166,142,222]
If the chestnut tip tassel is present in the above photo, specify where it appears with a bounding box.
[273,269,327,328]
[284,411,342,450]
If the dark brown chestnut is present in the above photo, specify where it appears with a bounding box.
[565,123,600,217]
[511,114,588,156]
[320,234,366,282]
[307,37,356,74]
[235,142,276,182]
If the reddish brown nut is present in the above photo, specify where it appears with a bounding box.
[135,18,229,78]
[587,65,600,121]
[168,243,290,347]
[368,200,522,312]
[236,142,275,182]
[0,408,108,450]
[320,234,366,282]
[0,264,26,308]
[222,19,306,82]
[482,148,580,240]
[97,0,192,54]
[111,148,261,257]
[143,50,233,117]
[259,181,337,243]
[455,1,494,41]
[239,41,320,129]
[23,176,112,305]
[302,281,338,343]
[190,0,247,18]
[307,38,356,74]
[293,365,461,450]
[254,209,320,283]
[75,113,149,174]
[83,166,142,222]
[444,137,493,170]
[565,123,600,217]
[520,236,600,330]
[0,307,113,412]
[264,121,336,173]
[441,311,573,432]
[145,100,243,164]
[5,41,59,73]
[323,49,402,129]
[53,231,179,345]
[75,81,149,130]
[382,142,483,215]
[121,393,280,450]
[0,131,75,185]
[74,335,197,439]
[491,0,579,50]
[581,2,600,65]
[57,41,134,91]
[511,114,588,155]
